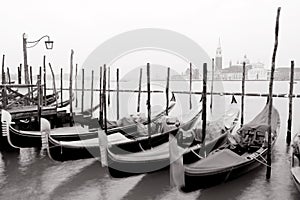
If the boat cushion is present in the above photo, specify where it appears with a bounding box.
[237,103,280,135]
[59,133,132,147]
[108,143,172,162]
[187,149,245,170]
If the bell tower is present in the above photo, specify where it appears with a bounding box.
[215,38,222,71]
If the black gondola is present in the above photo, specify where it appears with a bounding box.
[182,103,280,191]
[3,100,176,149]
[291,132,300,192]
[107,102,240,178]
[46,101,198,162]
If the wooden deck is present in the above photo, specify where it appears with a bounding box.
[1,105,61,119]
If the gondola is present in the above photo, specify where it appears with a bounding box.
[1,91,59,109]
[33,92,59,105]
[291,132,300,192]
[45,100,195,162]
[2,99,176,149]
[107,101,240,178]
[182,103,280,191]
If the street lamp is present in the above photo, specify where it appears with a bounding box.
[22,33,54,85]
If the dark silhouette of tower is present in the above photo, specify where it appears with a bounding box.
[215,38,222,71]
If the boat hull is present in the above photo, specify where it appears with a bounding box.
[291,167,300,192]
[7,126,98,148]
[48,129,173,162]
[183,150,266,191]
[107,132,229,178]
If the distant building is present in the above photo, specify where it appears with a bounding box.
[184,67,200,79]
[274,67,300,80]
[220,55,269,81]
[215,39,222,71]
[247,67,268,80]
[221,63,252,80]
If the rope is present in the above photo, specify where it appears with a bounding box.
[224,167,234,182]
[258,153,267,163]
[191,147,204,159]
[139,143,145,152]
[252,155,271,168]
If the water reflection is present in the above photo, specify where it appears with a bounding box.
[18,148,39,174]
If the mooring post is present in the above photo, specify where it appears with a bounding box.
[69,50,74,126]
[43,55,47,106]
[241,61,246,127]
[81,68,85,113]
[287,60,294,145]
[17,66,20,84]
[108,67,111,107]
[60,68,63,107]
[48,63,58,108]
[103,65,108,133]
[75,63,78,108]
[99,66,103,127]
[2,55,7,109]
[30,66,33,100]
[137,68,143,112]
[19,63,22,84]
[37,74,41,128]
[90,70,94,118]
[210,58,214,111]
[189,62,192,110]
[116,68,120,120]
[266,7,281,180]
[7,67,11,84]
[166,67,170,115]
[39,66,43,107]
[147,63,152,147]
[202,63,207,157]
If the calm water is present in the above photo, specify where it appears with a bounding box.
[0,80,300,200]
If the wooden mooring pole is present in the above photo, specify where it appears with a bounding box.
[116,68,120,120]
[81,68,85,113]
[99,66,103,126]
[43,55,47,106]
[30,66,33,99]
[108,67,110,107]
[202,63,207,157]
[7,67,11,84]
[241,61,246,127]
[19,64,22,84]
[266,7,281,180]
[37,74,41,128]
[287,60,294,145]
[90,70,94,118]
[48,63,58,108]
[75,64,78,108]
[39,66,43,107]
[2,55,7,108]
[210,59,214,111]
[147,63,152,147]
[69,50,74,126]
[17,66,21,84]
[166,67,170,115]
[103,65,108,133]
[60,68,63,107]
[137,68,143,112]
[189,62,192,110]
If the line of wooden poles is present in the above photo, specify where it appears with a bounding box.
[0,50,296,155]
[0,7,290,180]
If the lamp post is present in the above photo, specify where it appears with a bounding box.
[22,33,53,85]
[22,33,53,104]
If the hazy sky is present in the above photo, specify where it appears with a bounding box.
[0,0,298,74]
